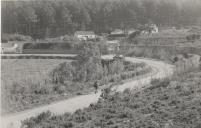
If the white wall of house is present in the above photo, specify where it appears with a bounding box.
[1,43,19,54]
[76,34,96,40]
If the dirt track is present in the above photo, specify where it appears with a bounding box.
[1,56,174,128]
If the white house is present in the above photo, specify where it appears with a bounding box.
[140,24,159,35]
[150,24,159,33]
[127,29,137,35]
[1,43,19,54]
[111,29,124,35]
[74,31,96,41]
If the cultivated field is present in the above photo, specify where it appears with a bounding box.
[1,59,70,86]
[1,59,71,114]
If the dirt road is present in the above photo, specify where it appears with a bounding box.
[1,56,174,128]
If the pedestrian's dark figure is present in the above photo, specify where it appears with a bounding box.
[94,81,98,94]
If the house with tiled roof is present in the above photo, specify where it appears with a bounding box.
[74,31,96,41]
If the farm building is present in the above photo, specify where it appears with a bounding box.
[74,31,96,41]
[149,24,159,33]
[1,42,20,54]
[127,28,137,35]
[111,29,124,35]
[111,28,137,35]
[141,24,159,34]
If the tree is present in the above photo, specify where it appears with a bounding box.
[74,43,103,82]
[17,4,37,35]
[53,2,72,35]
[34,1,55,38]
[2,0,201,38]
[1,1,19,33]
[51,62,75,84]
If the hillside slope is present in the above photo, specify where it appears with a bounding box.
[22,71,201,128]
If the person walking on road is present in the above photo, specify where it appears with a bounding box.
[93,81,99,94]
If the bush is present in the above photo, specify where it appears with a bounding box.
[186,34,200,42]
[1,33,32,42]
[150,78,170,90]
[54,85,66,94]
[22,70,201,128]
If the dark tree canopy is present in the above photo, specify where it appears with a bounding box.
[2,0,201,39]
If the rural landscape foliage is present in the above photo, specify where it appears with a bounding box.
[22,71,201,128]
[1,0,201,128]
[2,0,201,39]
[1,43,149,114]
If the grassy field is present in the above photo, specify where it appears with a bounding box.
[1,58,151,115]
[1,59,70,86]
[1,59,72,114]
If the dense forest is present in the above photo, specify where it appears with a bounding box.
[2,0,201,39]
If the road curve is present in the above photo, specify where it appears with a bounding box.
[1,56,174,128]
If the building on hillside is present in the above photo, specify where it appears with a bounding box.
[150,24,159,33]
[144,24,159,34]
[127,28,137,35]
[74,31,96,41]
[111,29,124,35]
[1,42,20,54]
[141,24,159,35]
[111,29,137,35]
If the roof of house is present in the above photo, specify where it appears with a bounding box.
[75,31,95,35]
[107,40,120,44]
[111,29,124,34]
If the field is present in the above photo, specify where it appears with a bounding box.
[1,59,72,114]
[1,59,70,86]
[1,57,151,115]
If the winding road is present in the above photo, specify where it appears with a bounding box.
[1,56,174,128]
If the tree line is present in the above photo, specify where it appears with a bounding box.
[2,0,201,39]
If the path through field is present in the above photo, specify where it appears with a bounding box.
[1,56,174,128]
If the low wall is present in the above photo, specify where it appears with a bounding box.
[22,49,80,54]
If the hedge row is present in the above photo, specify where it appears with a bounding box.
[23,43,74,49]
[22,49,80,54]
[1,55,77,60]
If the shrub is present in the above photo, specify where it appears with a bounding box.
[2,33,32,42]
[22,71,201,128]
[54,85,66,94]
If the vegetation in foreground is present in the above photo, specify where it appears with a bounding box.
[1,59,71,114]
[1,43,150,115]
[22,70,201,128]
[50,43,149,85]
